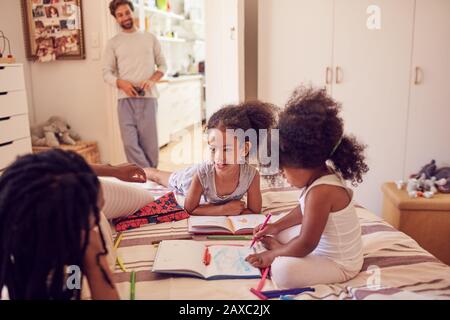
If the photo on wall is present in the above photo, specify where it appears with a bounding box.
[21,0,85,62]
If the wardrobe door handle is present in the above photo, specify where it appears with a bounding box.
[230,26,236,40]
[414,67,423,85]
[326,67,333,85]
[0,141,13,148]
[336,66,343,84]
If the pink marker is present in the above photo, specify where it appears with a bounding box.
[250,288,268,300]
[257,267,271,291]
[250,214,272,248]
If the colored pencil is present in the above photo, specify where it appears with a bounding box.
[130,271,136,300]
[261,287,315,299]
[206,235,253,241]
[256,267,270,291]
[116,256,127,272]
[203,247,211,265]
[250,288,268,300]
[250,214,272,248]
[114,233,123,250]
[280,295,295,300]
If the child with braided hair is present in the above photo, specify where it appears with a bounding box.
[0,149,119,300]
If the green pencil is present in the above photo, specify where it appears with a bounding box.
[130,271,136,300]
[206,235,253,241]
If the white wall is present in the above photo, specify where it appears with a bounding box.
[29,0,113,162]
[0,0,35,124]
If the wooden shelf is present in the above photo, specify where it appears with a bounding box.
[157,36,186,43]
[184,19,205,26]
[144,7,185,20]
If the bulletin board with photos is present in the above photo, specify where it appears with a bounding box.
[21,0,85,62]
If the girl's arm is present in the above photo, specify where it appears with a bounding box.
[253,205,303,239]
[247,186,332,268]
[91,163,146,183]
[271,187,331,258]
[184,174,245,216]
[84,228,120,300]
[240,172,262,215]
[273,205,303,229]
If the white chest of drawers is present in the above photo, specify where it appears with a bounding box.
[0,64,32,171]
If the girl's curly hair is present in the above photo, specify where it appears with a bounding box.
[206,101,278,162]
[278,86,369,185]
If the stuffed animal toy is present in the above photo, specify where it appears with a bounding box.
[400,160,450,198]
[31,116,81,147]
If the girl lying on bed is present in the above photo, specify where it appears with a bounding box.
[246,86,369,289]
[145,102,277,216]
[0,150,120,300]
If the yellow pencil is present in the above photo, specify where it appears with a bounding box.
[114,233,124,250]
[116,256,127,272]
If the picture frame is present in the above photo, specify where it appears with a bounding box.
[21,0,86,62]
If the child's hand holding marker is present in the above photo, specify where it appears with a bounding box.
[253,223,279,241]
[246,214,277,268]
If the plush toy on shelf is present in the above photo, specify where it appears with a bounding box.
[31,116,81,147]
[397,160,450,198]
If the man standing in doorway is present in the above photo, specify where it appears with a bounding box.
[103,0,167,168]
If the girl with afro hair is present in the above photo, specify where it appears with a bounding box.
[246,86,369,289]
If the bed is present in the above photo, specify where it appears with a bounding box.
[109,179,450,300]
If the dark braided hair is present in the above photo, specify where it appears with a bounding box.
[279,86,369,185]
[206,101,278,161]
[0,149,113,300]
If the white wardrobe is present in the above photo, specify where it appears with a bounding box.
[259,0,450,214]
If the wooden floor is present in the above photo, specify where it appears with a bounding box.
[158,124,206,172]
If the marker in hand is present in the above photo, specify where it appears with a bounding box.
[250,214,272,248]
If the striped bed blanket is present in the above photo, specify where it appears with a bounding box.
[111,183,450,300]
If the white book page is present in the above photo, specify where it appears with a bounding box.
[152,240,207,278]
[228,215,268,233]
[188,216,234,233]
[205,246,261,279]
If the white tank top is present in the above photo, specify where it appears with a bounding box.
[299,174,364,272]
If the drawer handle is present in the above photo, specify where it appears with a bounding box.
[0,141,13,148]
[0,67,5,70]
[0,116,11,122]
[0,92,8,96]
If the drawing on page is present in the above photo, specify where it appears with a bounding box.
[212,247,252,274]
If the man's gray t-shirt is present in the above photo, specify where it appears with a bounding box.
[103,30,168,99]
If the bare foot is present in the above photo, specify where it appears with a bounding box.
[143,168,172,187]
[143,168,159,181]
[261,236,283,250]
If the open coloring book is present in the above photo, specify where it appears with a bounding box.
[188,214,284,235]
[152,240,262,280]
[188,214,269,235]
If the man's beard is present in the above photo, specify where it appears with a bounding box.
[121,19,134,30]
